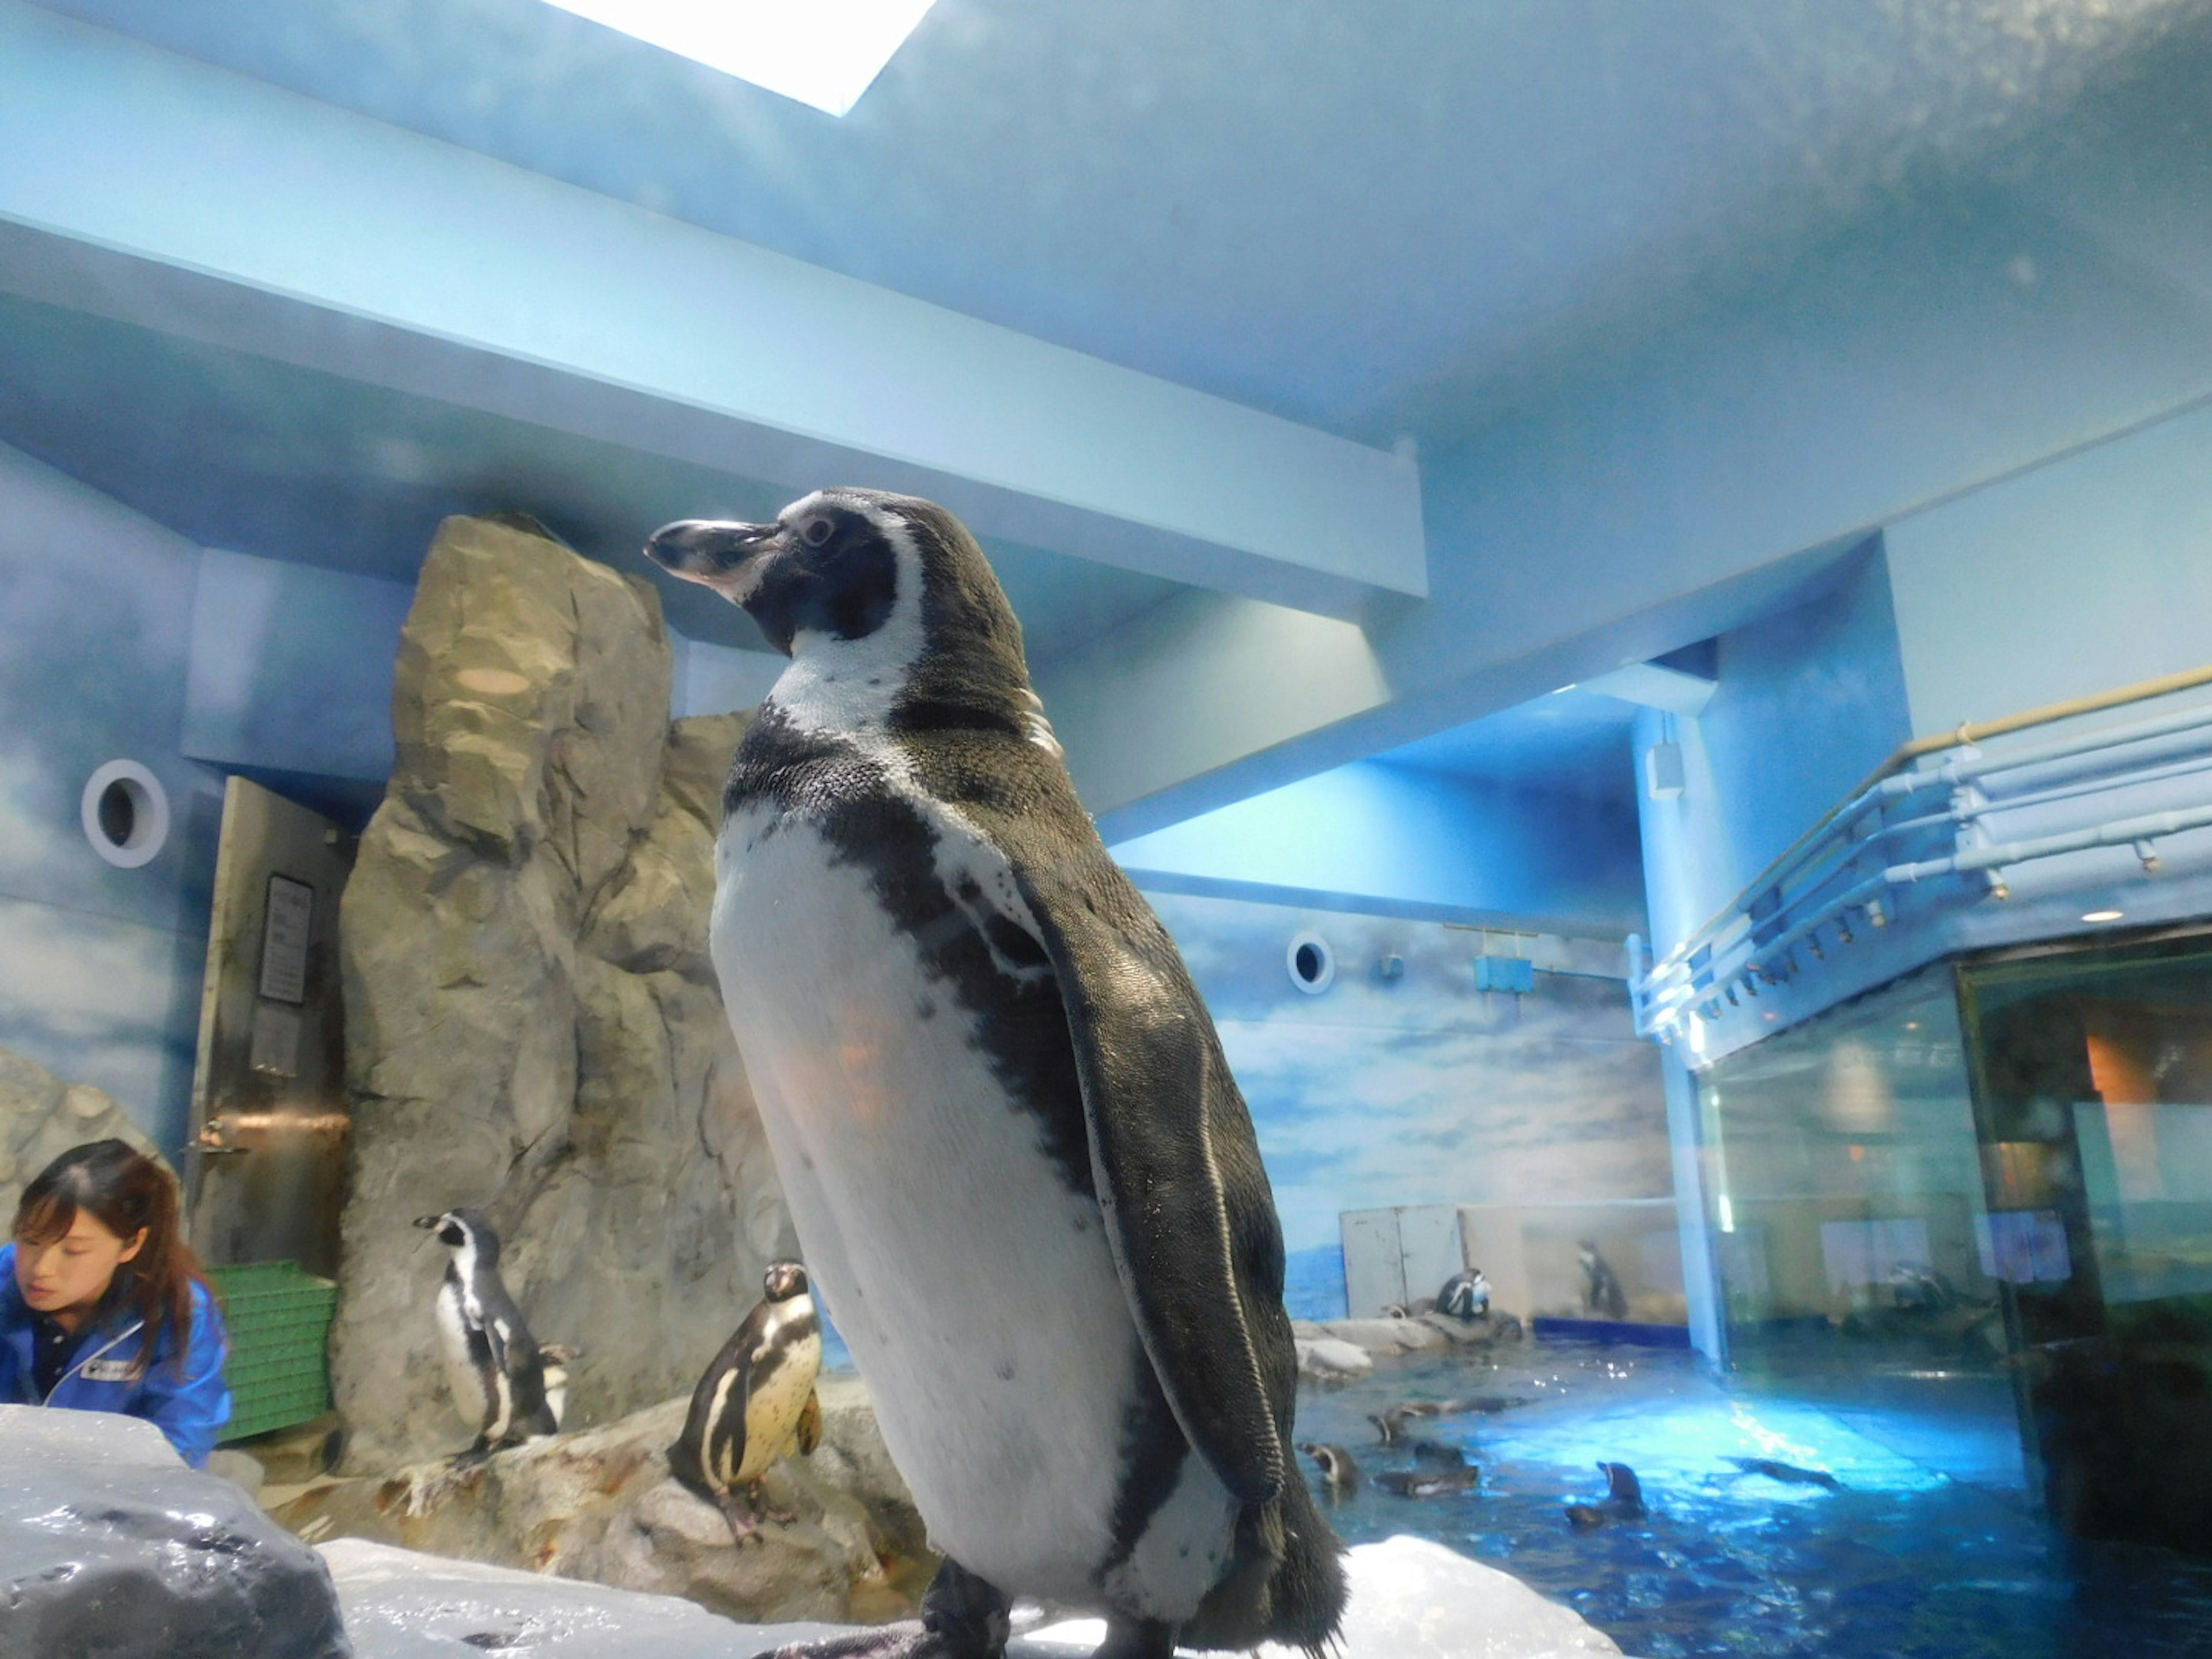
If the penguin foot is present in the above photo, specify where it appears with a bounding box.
[717,1491,765,1548]
[1093,1616,1177,1659]
[747,1557,1012,1659]
[747,1476,798,1526]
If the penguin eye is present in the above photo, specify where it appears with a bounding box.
[800,516,834,548]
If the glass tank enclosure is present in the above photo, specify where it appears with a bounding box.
[1697,931,2212,1555]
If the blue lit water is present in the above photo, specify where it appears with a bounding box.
[1293,1337,2212,1658]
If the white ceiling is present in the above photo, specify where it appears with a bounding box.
[33,0,2212,449]
[12,0,2212,809]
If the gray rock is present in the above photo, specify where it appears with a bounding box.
[331,514,793,1470]
[272,1377,929,1627]
[0,1044,168,1219]
[325,1533,1622,1659]
[1295,1335,1374,1382]
[322,1539,832,1658]
[0,1402,349,1659]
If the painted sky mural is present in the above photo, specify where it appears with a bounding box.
[0,444,219,1150]
[1143,890,1671,1318]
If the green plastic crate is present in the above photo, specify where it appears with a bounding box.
[207,1260,338,1443]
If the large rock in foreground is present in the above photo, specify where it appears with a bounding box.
[0,1403,349,1659]
[274,1376,929,1627]
[334,514,792,1469]
[325,1534,1623,1659]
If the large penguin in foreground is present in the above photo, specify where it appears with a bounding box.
[645,491,1345,1659]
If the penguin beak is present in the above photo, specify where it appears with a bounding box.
[645,518,781,603]
[411,1215,442,1230]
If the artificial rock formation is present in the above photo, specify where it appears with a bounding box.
[332,514,791,1469]
[320,1533,1623,1659]
[274,1377,929,1628]
[0,1043,169,1221]
[0,1403,349,1659]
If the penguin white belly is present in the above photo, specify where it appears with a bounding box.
[711,806,1235,1611]
[736,1319,822,1483]
[434,1281,490,1432]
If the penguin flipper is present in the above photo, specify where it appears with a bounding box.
[1007,855,1288,1506]
[796,1388,823,1457]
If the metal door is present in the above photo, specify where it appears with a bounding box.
[185,777,353,1275]
[1340,1209,1405,1317]
[1396,1205,1465,1309]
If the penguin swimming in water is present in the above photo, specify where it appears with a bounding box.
[668,1259,825,1545]
[1296,1442,1361,1496]
[1565,1461,1646,1529]
[645,490,1346,1659]
[1374,1465,1481,1499]
[413,1209,558,1458]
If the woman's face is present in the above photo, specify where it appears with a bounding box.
[13,1210,144,1323]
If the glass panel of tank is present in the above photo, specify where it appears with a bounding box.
[1957,931,2212,1555]
[1696,966,2026,1491]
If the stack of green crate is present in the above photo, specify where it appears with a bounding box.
[208,1260,339,1443]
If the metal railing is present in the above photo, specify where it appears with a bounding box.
[1632,664,2212,1040]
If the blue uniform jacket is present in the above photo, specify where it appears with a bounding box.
[0,1243,232,1467]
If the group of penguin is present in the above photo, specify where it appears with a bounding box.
[416,1208,821,1543]
[1297,1393,1646,1528]
[1298,1397,1849,1530]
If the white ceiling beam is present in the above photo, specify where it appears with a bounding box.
[1582,660,1719,716]
[0,1,1424,620]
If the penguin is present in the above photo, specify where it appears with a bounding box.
[1374,1465,1481,1498]
[668,1259,825,1545]
[1406,1437,1466,1468]
[1370,1395,1528,1442]
[412,1209,558,1458]
[1565,1461,1646,1529]
[1724,1456,1844,1491]
[1296,1442,1361,1495]
[644,490,1346,1659]
[1437,1267,1490,1321]
[1578,1240,1628,1320]
[539,1343,580,1432]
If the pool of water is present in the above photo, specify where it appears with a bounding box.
[1291,1337,2212,1658]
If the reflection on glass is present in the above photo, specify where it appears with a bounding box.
[1697,935,2212,1558]
[1960,934,2212,1556]
[1697,967,2024,1493]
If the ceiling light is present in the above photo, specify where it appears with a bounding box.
[2082,909,2124,923]
[539,0,938,116]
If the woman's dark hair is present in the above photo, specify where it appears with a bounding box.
[13,1139,212,1378]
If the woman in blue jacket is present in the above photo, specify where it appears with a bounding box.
[1,1138,230,1467]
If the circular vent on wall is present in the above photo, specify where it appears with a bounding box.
[81,760,169,870]
[1286,931,1335,995]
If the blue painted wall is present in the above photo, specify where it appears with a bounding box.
[1113,760,1646,937]
[1885,397,2212,737]
[1637,543,1915,961]
[0,442,222,1153]
[1143,888,1671,1320]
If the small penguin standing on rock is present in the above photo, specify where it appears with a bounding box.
[668,1260,825,1545]
[645,490,1346,1659]
[414,1209,558,1459]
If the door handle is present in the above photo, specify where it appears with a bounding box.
[196,1125,250,1158]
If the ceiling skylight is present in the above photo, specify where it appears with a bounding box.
[539,0,938,116]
